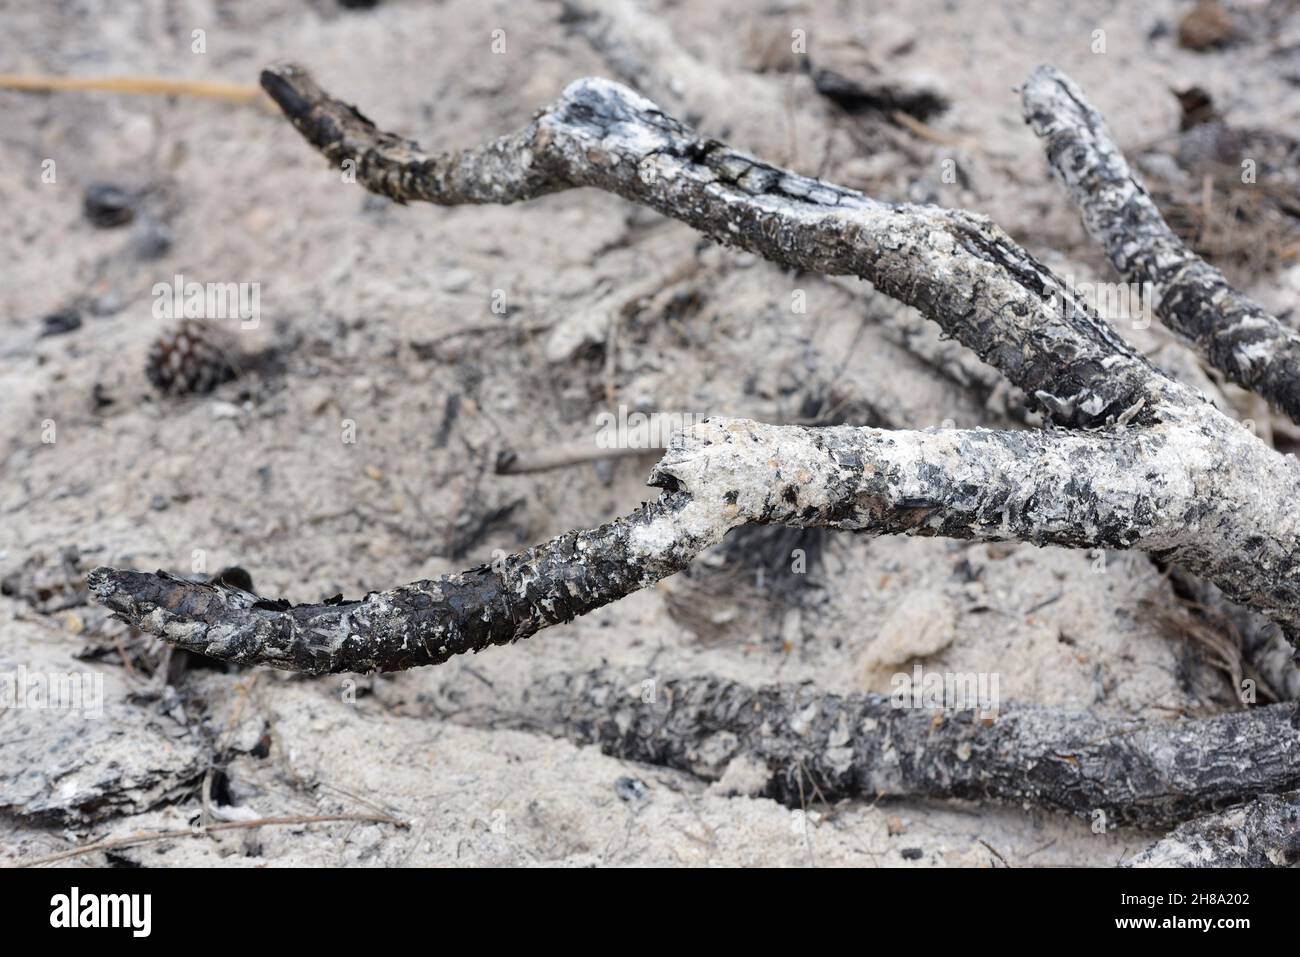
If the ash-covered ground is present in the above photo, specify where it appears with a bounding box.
[2,0,1297,866]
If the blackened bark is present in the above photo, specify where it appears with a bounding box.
[259,61,1188,431]
[89,497,705,675]
[90,65,1300,676]
[1022,66,1300,424]
[90,415,1300,671]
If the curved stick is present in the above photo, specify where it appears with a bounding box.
[89,496,703,675]
[261,61,1184,431]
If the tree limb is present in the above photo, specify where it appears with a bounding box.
[87,64,1300,674]
[93,410,1300,670]
[90,495,701,675]
[259,61,1184,431]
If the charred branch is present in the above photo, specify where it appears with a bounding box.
[80,61,1300,859]
[257,61,1185,431]
[435,665,1300,831]
[93,410,1300,671]
[1022,66,1300,424]
[89,64,1300,671]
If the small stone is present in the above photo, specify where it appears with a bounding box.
[39,308,82,337]
[245,207,274,235]
[858,588,957,675]
[88,292,125,316]
[132,218,173,260]
[149,494,169,511]
[614,776,649,802]
[83,183,136,228]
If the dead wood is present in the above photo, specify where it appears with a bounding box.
[90,63,1300,675]
[1022,66,1300,425]
[67,52,1300,868]
[432,664,1300,831]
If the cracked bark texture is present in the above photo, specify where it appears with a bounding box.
[1126,791,1300,867]
[564,0,1038,424]
[79,60,1300,862]
[89,496,708,675]
[435,665,1300,830]
[1022,66,1300,425]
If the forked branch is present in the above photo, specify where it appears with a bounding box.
[91,64,1300,674]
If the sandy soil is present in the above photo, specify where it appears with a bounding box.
[1,0,1297,866]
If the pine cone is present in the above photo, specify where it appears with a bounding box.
[146,320,238,395]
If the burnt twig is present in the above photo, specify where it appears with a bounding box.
[1022,66,1300,424]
